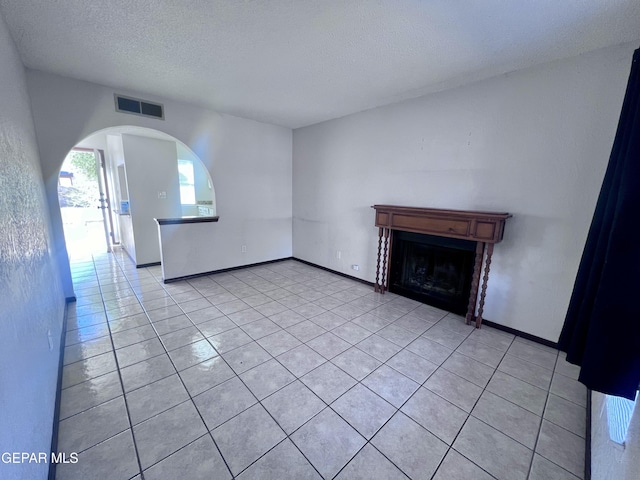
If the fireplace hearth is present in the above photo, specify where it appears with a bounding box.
[372,205,511,328]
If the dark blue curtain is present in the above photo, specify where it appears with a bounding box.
[558,49,640,400]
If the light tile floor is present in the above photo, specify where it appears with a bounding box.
[55,251,587,480]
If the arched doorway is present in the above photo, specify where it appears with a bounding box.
[58,126,215,265]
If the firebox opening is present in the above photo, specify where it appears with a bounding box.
[389,231,476,315]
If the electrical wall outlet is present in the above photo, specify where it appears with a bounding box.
[241,245,247,253]
[336,250,341,259]
[351,265,360,271]
[157,191,166,199]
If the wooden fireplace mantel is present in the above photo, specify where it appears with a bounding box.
[372,205,511,328]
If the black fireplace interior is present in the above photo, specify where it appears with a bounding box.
[390,231,475,314]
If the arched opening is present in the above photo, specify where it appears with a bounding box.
[57,126,215,265]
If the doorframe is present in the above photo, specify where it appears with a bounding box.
[72,147,119,250]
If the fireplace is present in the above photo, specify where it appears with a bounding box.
[390,231,475,314]
[372,205,511,327]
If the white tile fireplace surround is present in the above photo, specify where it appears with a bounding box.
[56,251,587,480]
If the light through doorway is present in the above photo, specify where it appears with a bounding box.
[58,149,114,260]
[57,126,216,269]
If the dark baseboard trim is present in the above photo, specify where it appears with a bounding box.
[165,256,558,351]
[49,298,71,480]
[585,389,592,480]
[291,260,561,349]
[292,257,375,288]
[136,261,161,269]
[291,259,560,349]
[163,256,374,287]
[163,257,295,283]
[118,246,160,269]
[480,319,559,350]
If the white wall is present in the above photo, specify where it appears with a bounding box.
[0,12,65,480]
[27,71,293,296]
[156,222,220,280]
[177,142,215,210]
[293,42,636,341]
[121,134,182,265]
[106,134,128,248]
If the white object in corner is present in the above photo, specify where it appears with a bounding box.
[606,392,638,446]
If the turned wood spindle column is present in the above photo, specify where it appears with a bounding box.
[380,228,390,293]
[475,242,494,328]
[466,242,485,325]
[375,227,384,292]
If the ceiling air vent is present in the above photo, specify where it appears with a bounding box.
[114,94,164,120]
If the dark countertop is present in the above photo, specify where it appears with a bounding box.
[154,216,220,225]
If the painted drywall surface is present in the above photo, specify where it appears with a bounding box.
[157,217,291,280]
[101,135,121,245]
[157,222,225,280]
[193,162,213,206]
[106,134,130,249]
[592,392,640,480]
[26,71,293,296]
[121,134,182,265]
[176,142,215,210]
[0,12,65,480]
[293,43,635,341]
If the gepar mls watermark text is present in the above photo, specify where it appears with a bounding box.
[2,452,78,464]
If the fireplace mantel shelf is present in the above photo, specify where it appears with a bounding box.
[372,205,512,328]
[372,205,511,243]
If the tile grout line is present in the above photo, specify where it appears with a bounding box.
[67,254,584,480]
[306,310,470,479]
[328,310,501,479]
[526,351,586,480]
[176,263,399,478]
[113,253,237,478]
[183,261,459,478]
[70,267,501,478]
[220,362,327,479]
[88,255,147,480]
[459,335,580,479]
[188,262,371,478]
[195,277,353,478]
[416,322,499,479]
[525,351,559,480]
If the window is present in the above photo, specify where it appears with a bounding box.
[177,159,196,205]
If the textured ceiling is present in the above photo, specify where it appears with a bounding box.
[1,0,640,128]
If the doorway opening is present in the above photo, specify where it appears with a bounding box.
[58,126,216,268]
[58,148,115,260]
